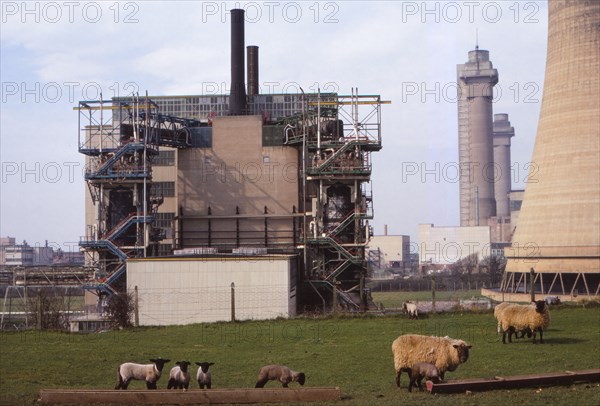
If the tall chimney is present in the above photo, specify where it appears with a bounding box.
[229,9,246,115]
[247,45,259,96]
[504,2,599,288]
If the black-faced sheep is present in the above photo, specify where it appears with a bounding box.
[498,300,550,344]
[408,362,441,392]
[115,358,170,389]
[167,361,191,390]
[392,334,471,387]
[494,302,532,339]
[196,362,214,389]
[255,365,305,388]
[403,301,418,319]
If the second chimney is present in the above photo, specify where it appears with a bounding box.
[229,9,246,115]
[247,45,259,96]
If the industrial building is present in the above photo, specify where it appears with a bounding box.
[498,0,600,301]
[366,231,411,276]
[78,9,387,323]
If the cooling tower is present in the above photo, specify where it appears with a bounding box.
[503,0,600,298]
[493,114,514,218]
[457,48,499,226]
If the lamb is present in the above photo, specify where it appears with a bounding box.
[196,362,214,389]
[498,300,550,344]
[392,334,471,388]
[255,365,306,388]
[167,361,191,390]
[403,301,418,319]
[115,358,170,389]
[408,362,441,392]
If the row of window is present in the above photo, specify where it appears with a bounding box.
[150,182,175,198]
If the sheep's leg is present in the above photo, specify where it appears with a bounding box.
[167,379,174,389]
[207,383,211,389]
[395,370,401,387]
[417,376,424,391]
[407,377,415,392]
[507,327,515,343]
[184,382,189,390]
[254,379,267,388]
[502,330,508,344]
[539,328,544,344]
[146,381,157,390]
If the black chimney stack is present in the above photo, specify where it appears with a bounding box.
[247,45,259,96]
[230,9,246,115]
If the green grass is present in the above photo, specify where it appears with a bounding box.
[372,290,483,308]
[1,307,599,405]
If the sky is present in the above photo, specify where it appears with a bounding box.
[0,1,549,252]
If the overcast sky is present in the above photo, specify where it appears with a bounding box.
[0,1,548,251]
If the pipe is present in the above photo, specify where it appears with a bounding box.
[229,9,246,115]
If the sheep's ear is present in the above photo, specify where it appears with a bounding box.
[452,344,459,349]
[209,363,215,366]
[195,362,202,366]
[150,359,157,363]
[164,359,171,363]
[176,361,181,365]
[467,345,472,349]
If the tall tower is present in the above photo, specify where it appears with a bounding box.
[457,48,499,226]
[492,113,515,218]
[503,1,600,298]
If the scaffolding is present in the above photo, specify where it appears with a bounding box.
[284,90,387,310]
[77,95,198,295]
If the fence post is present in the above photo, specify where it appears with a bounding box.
[431,274,436,312]
[530,268,536,302]
[231,282,236,322]
[134,286,139,327]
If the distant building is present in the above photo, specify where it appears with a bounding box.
[367,235,411,272]
[418,224,491,266]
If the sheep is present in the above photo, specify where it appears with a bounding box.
[494,302,530,338]
[408,362,441,392]
[498,300,550,344]
[392,334,471,388]
[545,295,561,305]
[403,301,418,319]
[255,365,306,388]
[115,358,170,389]
[167,361,191,390]
[196,362,214,389]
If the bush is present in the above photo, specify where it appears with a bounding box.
[104,292,134,329]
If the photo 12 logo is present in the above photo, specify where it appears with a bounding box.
[1,2,140,24]
[400,1,541,24]
[200,1,340,24]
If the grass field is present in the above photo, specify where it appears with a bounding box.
[1,305,599,405]
[372,290,483,308]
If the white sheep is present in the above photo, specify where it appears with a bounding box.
[408,362,441,392]
[255,365,306,388]
[392,334,472,388]
[115,358,170,389]
[195,362,214,389]
[494,302,533,339]
[167,361,191,390]
[403,301,418,319]
[498,300,550,344]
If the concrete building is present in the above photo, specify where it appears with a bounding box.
[367,234,411,273]
[457,47,499,227]
[499,1,600,301]
[127,255,297,325]
[418,224,491,266]
[79,9,386,318]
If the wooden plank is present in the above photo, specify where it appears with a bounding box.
[427,369,600,394]
[39,387,341,404]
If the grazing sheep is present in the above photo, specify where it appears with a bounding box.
[115,358,170,390]
[545,295,561,305]
[392,334,471,388]
[403,301,419,319]
[196,362,214,389]
[408,362,441,392]
[255,365,306,388]
[494,302,532,339]
[498,300,550,344]
[167,361,191,390]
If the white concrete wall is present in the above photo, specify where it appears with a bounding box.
[418,224,491,265]
[127,256,296,325]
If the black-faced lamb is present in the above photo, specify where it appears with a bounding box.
[196,362,214,389]
[255,364,306,388]
[403,301,418,319]
[408,362,441,392]
[167,361,191,390]
[498,300,550,344]
[392,334,471,388]
[115,358,170,389]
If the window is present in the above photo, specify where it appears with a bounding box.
[150,182,175,198]
[154,151,175,166]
